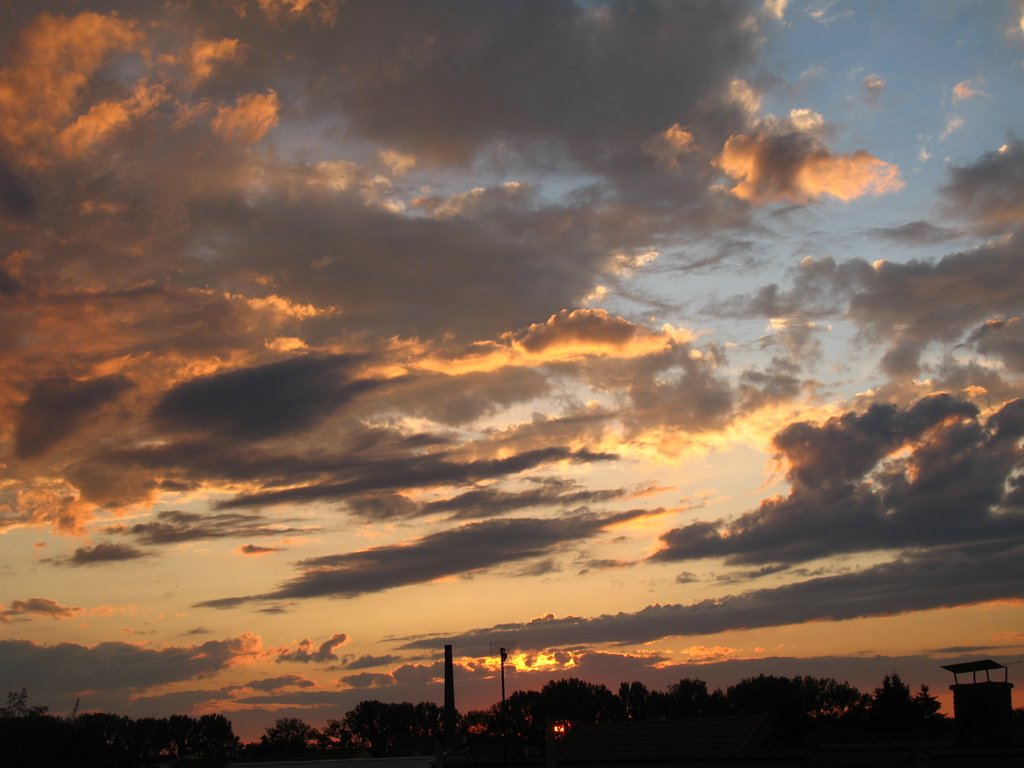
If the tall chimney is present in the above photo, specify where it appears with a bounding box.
[444,644,457,753]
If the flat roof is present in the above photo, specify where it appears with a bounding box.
[941,659,1006,674]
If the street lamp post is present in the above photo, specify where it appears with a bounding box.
[500,647,508,768]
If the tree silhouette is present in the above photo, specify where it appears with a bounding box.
[539,678,618,725]
[618,681,651,720]
[0,687,48,717]
[726,674,867,735]
[797,676,867,721]
[869,672,918,731]
[0,692,75,767]
[257,716,319,754]
[319,717,365,750]
[913,684,942,721]
[188,713,242,756]
[342,700,443,755]
[665,678,728,718]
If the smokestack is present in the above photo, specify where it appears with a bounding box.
[444,644,457,753]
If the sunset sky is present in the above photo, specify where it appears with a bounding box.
[2,0,1023,740]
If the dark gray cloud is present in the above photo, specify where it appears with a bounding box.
[774,393,979,491]
[276,633,349,663]
[215,446,616,510]
[571,344,735,435]
[240,544,284,555]
[708,256,860,320]
[737,358,803,410]
[575,557,635,576]
[928,644,1022,655]
[712,563,794,584]
[256,0,761,170]
[339,654,402,671]
[241,675,315,692]
[0,158,34,220]
[928,357,1022,410]
[654,395,1024,565]
[339,672,394,690]
[967,317,1024,371]
[184,186,644,342]
[55,542,150,566]
[941,139,1024,233]
[66,423,450,510]
[623,353,735,434]
[152,354,378,439]
[846,238,1024,375]
[378,367,549,425]
[67,416,575,520]
[427,484,630,521]
[868,220,964,246]
[0,635,259,701]
[198,509,653,607]
[402,539,1024,654]
[0,597,79,623]
[15,374,132,459]
[0,266,20,296]
[112,510,311,545]
[347,479,632,522]
[713,228,1024,376]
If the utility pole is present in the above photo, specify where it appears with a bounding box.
[500,647,508,768]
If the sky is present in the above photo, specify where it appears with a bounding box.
[1,0,1023,741]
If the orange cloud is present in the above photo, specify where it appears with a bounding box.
[641,123,697,168]
[188,38,243,85]
[0,12,143,165]
[57,81,167,156]
[716,131,904,204]
[378,149,416,175]
[762,0,789,21]
[256,0,337,23]
[417,309,695,375]
[211,90,280,144]
[2,483,95,534]
[952,79,982,103]
[678,644,739,662]
[512,309,694,359]
[236,292,337,320]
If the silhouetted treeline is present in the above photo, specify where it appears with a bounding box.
[455,673,946,754]
[1,688,240,767]
[1,672,950,765]
[252,700,446,755]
